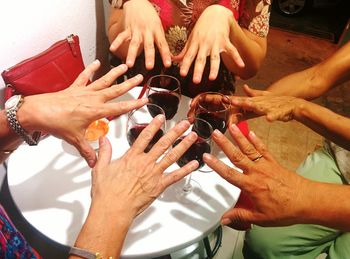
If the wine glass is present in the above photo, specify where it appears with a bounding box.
[84,118,109,150]
[172,117,213,203]
[126,103,166,153]
[194,92,231,134]
[146,74,181,120]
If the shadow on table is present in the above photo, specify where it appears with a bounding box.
[0,173,70,258]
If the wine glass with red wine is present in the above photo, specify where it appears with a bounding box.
[146,75,181,120]
[172,117,213,203]
[194,92,231,134]
[126,103,166,153]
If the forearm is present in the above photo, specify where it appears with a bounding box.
[70,200,134,259]
[298,180,350,231]
[268,41,350,100]
[224,21,267,79]
[294,100,350,150]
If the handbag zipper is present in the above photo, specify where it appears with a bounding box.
[67,34,78,57]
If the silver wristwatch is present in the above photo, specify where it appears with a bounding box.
[5,95,41,146]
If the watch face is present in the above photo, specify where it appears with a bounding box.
[5,95,22,110]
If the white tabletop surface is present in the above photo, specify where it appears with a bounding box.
[7,88,241,258]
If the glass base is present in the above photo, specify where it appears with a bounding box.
[175,179,202,204]
[198,163,213,173]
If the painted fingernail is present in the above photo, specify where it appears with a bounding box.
[221,218,232,225]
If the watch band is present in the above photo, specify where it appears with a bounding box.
[109,0,130,9]
[5,97,41,146]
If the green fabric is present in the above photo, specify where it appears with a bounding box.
[243,145,350,259]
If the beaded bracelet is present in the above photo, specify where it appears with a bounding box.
[69,246,113,259]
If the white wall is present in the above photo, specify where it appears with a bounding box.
[0,0,111,184]
[0,0,111,108]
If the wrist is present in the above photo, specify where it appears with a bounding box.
[292,98,308,121]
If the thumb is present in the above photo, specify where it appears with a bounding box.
[76,138,98,168]
[221,208,256,230]
[243,84,268,97]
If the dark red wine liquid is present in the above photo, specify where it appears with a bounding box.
[173,137,211,169]
[196,112,227,134]
[127,124,164,152]
[148,92,180,120]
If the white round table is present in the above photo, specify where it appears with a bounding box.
[7,88,241,258]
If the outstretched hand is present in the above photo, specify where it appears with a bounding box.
[203,124,308,229]
[109,0,172,70]
[91,116,199,217]
[173,5,244,84]
[20,61,146,168]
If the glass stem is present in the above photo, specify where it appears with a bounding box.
[183,174,192,193]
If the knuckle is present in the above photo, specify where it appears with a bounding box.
[142,129,154,141]
[159,136,173,150]
[164,150,179,164]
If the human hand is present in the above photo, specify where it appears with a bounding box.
[173,5,244,84]
[19,60,146,168]
[91,116,199,217]
[231,94,305,122]
[203,124,308,228]
[242,84,271,97]
[187,93,242,125]
[109,0,172,70]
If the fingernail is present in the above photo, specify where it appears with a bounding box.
[213,129,223,137]
[88,159,96,168]
[93,59,100,65]
[135,74,143,80]
[119,64,128,71]
[140,97,148,103]
[147,61,153,67]
[221,218,232,225]
[231,124,239,132]
[188,131,197,140]
[203,153,212,161]
[249,131,256,138]
[193,76,200,82]
[190,160,199,170]
[99,136,106,145]
[157,114,165,122]
[180,69,186,75]
[165,59,171,66]
[179,120,190,128]
[126,59,133,66]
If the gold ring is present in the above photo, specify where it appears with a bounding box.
[252,154,263,162]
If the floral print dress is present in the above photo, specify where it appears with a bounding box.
[111,0,271,97]
[0,205,40,258]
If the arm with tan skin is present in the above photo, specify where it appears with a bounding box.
[244,41,350,98]
[203,124,350,231]
[108,0,172,70]
[70,118,199,258]
[174,4,267,83]
[0,61,147,167]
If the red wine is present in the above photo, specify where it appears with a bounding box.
[127,124,164,152]
[148,92,180,120]
[195,112,227,134]
[173,137,211,169]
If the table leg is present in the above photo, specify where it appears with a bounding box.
[203,226,223,259]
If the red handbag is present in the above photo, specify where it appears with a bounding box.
[1,34,85,100]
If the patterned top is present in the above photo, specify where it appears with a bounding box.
[111,0,271,97]
[0,205,40,258]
